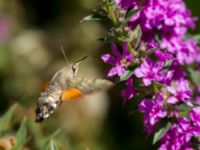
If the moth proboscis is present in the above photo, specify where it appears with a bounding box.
[35,56,113,122]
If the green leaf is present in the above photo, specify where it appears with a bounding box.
[28,120,45,150]
[164,60,173,68]
[98,36,114,43]
[50,140,59,150]
[43,129,61,150]
[133,25,142,48]
[120,70,134,81]
[155,34,161,44]
[176,104,192,117]
[185,33,200,42]
[106,0,115,5]
[188,68,200,84]
[81,14,102,22]
[176,104,191,111]
[0,104,16,135]
[153,122,171,144]
[81,10,109,22]
[12,117,27,150]
[161,60,173,71]
[192,34,200,42]
[125,8,143,23]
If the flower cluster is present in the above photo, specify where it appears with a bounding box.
[99,0,200,149]
[121,78,137,105]
[102,43,134,77]
[134,58,165,86]
[166,79,192,106]
[159,107,200,150]
[116,0,200,65]
[139,93,167,133]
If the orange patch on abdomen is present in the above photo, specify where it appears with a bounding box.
[61,88,83,102]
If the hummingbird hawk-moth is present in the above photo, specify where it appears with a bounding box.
[35,56,113,122]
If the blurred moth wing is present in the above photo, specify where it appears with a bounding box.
[35,57,113,122]
[61,77,113,101]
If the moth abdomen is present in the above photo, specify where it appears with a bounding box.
[35,96,60,122]
[35,84,62,122]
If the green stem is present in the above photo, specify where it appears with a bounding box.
[108,7,117,26]
[105,1,117,26]
[128,42,134,55]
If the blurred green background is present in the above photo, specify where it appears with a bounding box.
[0,0,199,150]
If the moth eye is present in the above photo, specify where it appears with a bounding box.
[72,65,78,76]
[72,66,76,73]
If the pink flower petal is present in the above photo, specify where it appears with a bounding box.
[111,44,121,57]
[116,66,126,76]
[107,67,117,77]
[167,86,176,94]
[134,68,144,78]
[167,96,178,104]
[143,78,152,86]
[101,54,116,64]
[122,43,129,55]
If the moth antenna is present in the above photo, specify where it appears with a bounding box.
[60,46,70,67]
[74,55,88,64]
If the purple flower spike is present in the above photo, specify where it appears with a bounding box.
[111,0,200,148]
[167,79,192,106]
[101,43,134,77]
[139,93,167,133]
[134,58,164,86]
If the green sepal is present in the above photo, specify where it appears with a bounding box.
[188,68,200,85]
[132,25,142,49]
[153,122,171,144]
[125,7,143,23]
[120,70,134,81]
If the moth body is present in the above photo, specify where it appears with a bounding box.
[35,57,113,122]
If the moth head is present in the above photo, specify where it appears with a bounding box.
[71,56,87,77]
